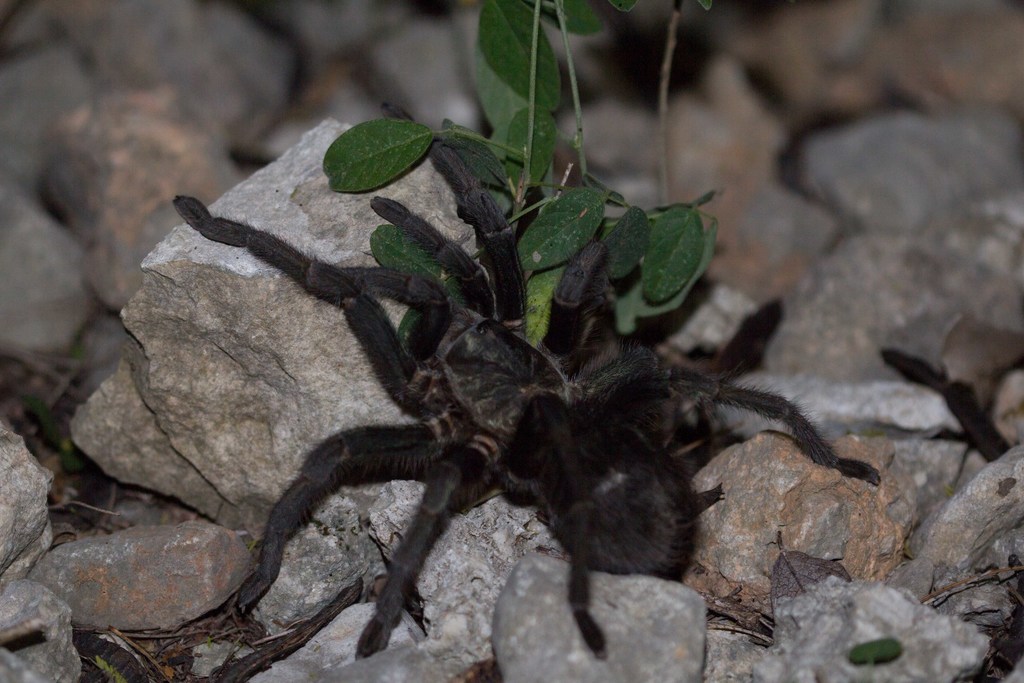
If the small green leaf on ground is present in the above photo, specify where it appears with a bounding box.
[848,638,903,666]
[642,206,715,303]
[518,188,606,270]
[525,266,565,345]
[601,206,650,278]
[323,119,432,192]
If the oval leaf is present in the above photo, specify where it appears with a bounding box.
[503,107,556,186]
[324,119,432,192]
[525,266,566,345]
[479,0,560,111]
[475,40,528,135]
[602,206,650,279]
[518,188,606,270]
[440,121,510,189]
[848,638,903,666]
[539,0,603,35]
[370,224,440,279]
[642,206,714,303]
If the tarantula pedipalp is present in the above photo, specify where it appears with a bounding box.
[173,141,879,659]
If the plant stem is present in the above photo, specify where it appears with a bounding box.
[658,0,684,205]
[521,0,544,210]
[439,127,524,159]
[553,0,587,178]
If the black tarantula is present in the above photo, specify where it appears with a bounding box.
[173,142,879,659]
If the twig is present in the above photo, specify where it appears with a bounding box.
[0,616,45,647]
[658,0,684,205]
[921,565,1024,604]
[707,621,773,646]
[108,626,174,683]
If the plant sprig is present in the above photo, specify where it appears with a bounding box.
[321,0,718,341]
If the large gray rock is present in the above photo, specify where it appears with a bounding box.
[0,179,91,354]
[801,109,1024,233]
[72,119,472,530]
[0,580,80,683]
[912,445,1024,569]
[755,578,987,683]
[367,481,555,666]
[28,521,249,630]
[0,429,52,586]
[493,554,706,683]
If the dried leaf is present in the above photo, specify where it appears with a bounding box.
[770,548,851,615]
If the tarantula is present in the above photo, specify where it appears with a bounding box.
[173,142,879,659]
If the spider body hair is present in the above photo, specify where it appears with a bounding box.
[173,141,878,660]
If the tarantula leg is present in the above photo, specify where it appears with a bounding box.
[670,368,881,485]
[544,241,609,357]
[428,143,526,323]
[370,196,494,318]
[357,447,486,658]
[173,196,455,397]
[237,424,439,611]
[509,394,608,658]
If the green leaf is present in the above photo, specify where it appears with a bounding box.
[370,224,441,279]
[601,206,650,279]
[475,40,528,135]
[848,638,903,666]
[479,0,560,111]
[536,0,603,35]
[642,206,715,303]
[525,266,565,345]
[440,121,510,189]
[502,107,557,186]
[518,188,606,270]
[606,0,638,10]
[323,119,432,192]
[696,0,712,8]
[613,273,691,335]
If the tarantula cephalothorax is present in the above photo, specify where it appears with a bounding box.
[173,142,879,659]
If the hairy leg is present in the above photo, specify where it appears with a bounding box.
[238,424,439,610]
[357,446,486,657]
[370,196,494,318]
[428,143,525,324]
[544,241,609,357]
[670,368,880,485]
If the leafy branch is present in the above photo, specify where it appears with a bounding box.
[321,0,718,340]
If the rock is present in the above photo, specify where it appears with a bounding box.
[764,233,1024,381]
[704,630,766,683]
[731,0,881,123]
[71,119,472,529]
[43,88,239,309]
[664,284,757,356]
[720,373,959,439]
[0,179,92,354]
[0,428,52,585]
[250,603,424,682]
[755,577,987,682]
[314,645,459,683]
[51,0,293,143]
[251,493,384,634]
[800,110,1024,234]
[367,16,478,129]
[856,9,1024,121]
[687,435,914,607]
[891,439,969,522]
[0,44,92,188]
[665,56,785,251]
[367,481,555,665]
[191,640,253,678]
[77,313,129,397]
[995,369,1024,446]
[28,520,249,630]
[933,575,1013,630]
[913,446,1024,570]
[885,557,935,599]
[722,183,842,302]
[0,580,80,683]
[493,554,705,683]
[0,650,51,683]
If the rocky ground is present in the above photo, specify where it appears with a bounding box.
[2,0,1024,681]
